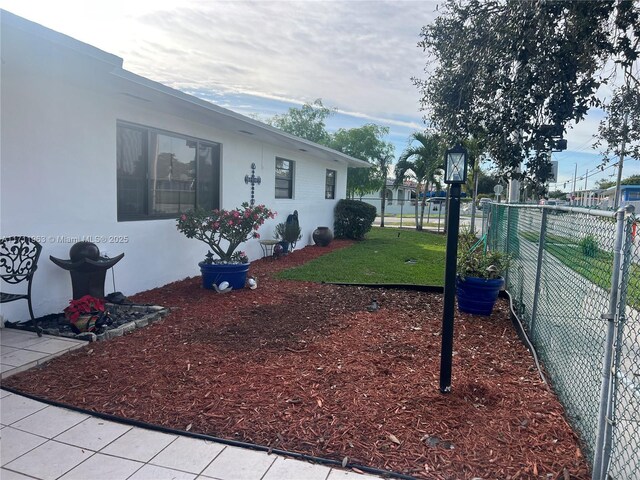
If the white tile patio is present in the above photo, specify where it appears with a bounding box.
[10,405,89,438]
[149,435,225,473]
[0,328,384,480]
[200,446,276,480]
[1,328,85,379]
[55,416,132,451]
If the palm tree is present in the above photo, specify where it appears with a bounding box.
[376,153,395,227]
[394,132,444,230]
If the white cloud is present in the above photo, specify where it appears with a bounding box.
[2,0,438,120]
[4,0,633,187]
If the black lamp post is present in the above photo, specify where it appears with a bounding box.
[439,144,468,393]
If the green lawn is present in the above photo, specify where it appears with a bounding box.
[278,227,446,285]
[520,231,640,308]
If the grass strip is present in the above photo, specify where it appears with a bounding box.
[278,227,446,285]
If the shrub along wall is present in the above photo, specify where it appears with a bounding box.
[334,199,376,240]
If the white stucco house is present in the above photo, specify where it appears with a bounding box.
[0,10,368,321]
[360,180,416,216]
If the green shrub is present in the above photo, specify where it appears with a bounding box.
[334,199,377,240]
[579,235,598,258]
[274,222,301,244]
[457,228,509,279]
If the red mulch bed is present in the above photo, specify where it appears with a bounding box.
[4,241,589,479]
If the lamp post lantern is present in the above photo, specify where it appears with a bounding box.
[439,144,467,393]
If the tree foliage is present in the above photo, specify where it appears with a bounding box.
[416,0,640,185]
[267,101,395,199]
[596,173,640,190]
[394,132,444,230]
[595,82,640,165]
[267,99,333,145]
[328,124,394,199]
[476,169,500,195]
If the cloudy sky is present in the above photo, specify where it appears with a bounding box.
[2,0,633,192]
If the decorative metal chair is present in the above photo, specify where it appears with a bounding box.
[1,236,42,332]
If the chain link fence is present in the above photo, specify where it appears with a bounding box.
[485,203,639,480]
[359,196,482,233]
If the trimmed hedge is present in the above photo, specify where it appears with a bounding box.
[334,199,377,240]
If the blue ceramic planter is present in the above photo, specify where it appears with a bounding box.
[199,262,250,290]
[456,275,504,316]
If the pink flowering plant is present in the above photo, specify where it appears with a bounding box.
[177,203,276,264]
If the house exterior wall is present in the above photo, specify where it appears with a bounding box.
[0,17,347,321]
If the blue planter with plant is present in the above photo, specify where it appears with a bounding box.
[199,261,250,290]
[177,202,276,290]
[456,230,509,316]
[456,275,504,315]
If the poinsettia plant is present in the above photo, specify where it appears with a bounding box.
[177,202,276,263]
[64,295,105,321]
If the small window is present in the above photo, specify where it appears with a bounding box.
[276,158,294,199]
[325,169,336,199]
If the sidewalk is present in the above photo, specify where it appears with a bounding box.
[1,329,381,480]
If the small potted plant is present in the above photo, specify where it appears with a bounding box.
[456,229,509,315]
[177,202,276,290]
[64,295,109,333]
[274,218,302,253]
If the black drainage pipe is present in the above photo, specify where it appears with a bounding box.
[498,289,547,385]
[0,385,418,480]
[322,281,444,294]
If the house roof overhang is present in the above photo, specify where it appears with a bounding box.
[109,69,371,168]
[1,9,371,170]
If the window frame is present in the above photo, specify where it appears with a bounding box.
[116,121,221,221]
[275,157,295,199]
[325,169,337,200]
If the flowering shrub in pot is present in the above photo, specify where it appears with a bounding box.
[177,203,275,289]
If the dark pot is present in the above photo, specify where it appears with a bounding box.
[312,227,333,247]
[278,241,290,254]
[456,275,504,316]
[199,262,250,290]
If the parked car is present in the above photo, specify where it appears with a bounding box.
[478,198,491,210]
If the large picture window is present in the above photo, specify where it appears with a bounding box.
[275,158,294,199]
[325,169,336,199]
[117,122,220,220]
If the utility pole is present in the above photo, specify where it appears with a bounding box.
[584,169,589,191]
[470,156,481,233]
[508,130,522,204]
[613,110,630,209]
[572,163,578,205]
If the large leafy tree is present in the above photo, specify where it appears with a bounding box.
[267,102,394,200]
[596,81,640,166]
[394,132,444,230]
[328,124,395,200]
[416,0,639,185]
[267,99,333,145]
[598,173,640,190]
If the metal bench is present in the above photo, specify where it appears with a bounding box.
[1,236,42,333]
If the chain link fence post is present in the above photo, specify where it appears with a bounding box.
[606,210,638,479]
[504,205,512,288]
[592,206,631,480]
[529,208,548,340]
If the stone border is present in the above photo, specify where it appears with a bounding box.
[94,305,169,342]
[37,304,170,342]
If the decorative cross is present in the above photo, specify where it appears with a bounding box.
[244,163,262,206]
